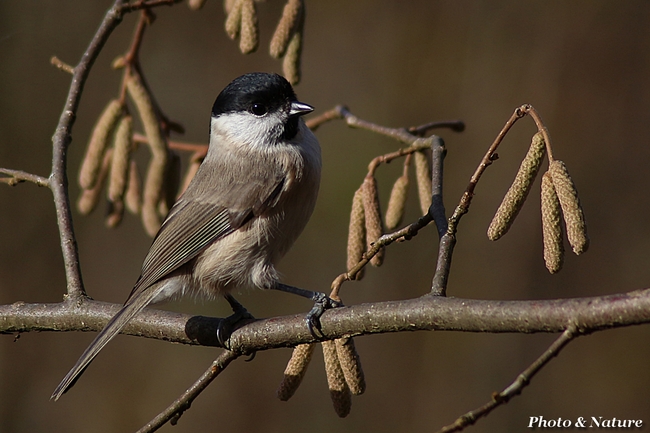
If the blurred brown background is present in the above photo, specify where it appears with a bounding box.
[2,1,650,432]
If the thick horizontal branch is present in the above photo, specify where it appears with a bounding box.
[2,289,650,352]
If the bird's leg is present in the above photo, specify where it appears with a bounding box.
[271,283,343,338]
[216,294,255,348]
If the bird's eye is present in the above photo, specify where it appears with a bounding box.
[250,103,268,116]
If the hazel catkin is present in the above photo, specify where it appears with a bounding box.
[385,172,409,231]
[276,344,315,401]
[347,186,366,279]
[126,72,169,236]
[270,0,303,59]
[322,340,352,418]
[79,99,122,190]
[414,150,432,216]
[549,160,589,255]
[541,171,564,273]
[335,337,366,396]
[362,175,384,267]
[487,132,547,241]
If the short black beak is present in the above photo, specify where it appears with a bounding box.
[289,101,314,118]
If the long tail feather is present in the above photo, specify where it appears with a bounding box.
[51,290,157,401]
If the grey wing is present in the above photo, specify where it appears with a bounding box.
[126,177,286,302]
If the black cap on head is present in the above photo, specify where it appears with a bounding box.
[211,72,298,118]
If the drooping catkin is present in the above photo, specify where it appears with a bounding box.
[347,187,366,280]
[335,337,366,396]
[414,150,432,215]
[78,148,113,215]
[549,160,589,255]
[487,132,547,241]
[270,0,303,58]
[541,171,564,273]
[79,99,123,190]
[282,21,303,85]
[106,198,125,228]
[239,0,259,54]
[322,340,352,418]
[362,175,384,267]
[277,343,315,401]
[224,0,237,14]
[225,0,243,39]
[125,160,142,215]
[126,72,169,237]
[108,115,133,203]
[188,0,207,10]
[385,171,409,231]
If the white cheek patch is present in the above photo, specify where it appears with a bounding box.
[211,111,285,150]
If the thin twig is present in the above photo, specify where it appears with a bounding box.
[408,119,465,136]
[430,105,529,295]
[49,0,128,299]
[338,106,421,146]
[436,324,578,433]
[0,168,50,187]
[133,133,207,154]
[305,105,346,131]
[136,350,240,433]
[50,56,75,74]
[120,0,182,13]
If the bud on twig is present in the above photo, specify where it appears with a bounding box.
[335,337,366,396]
[322,340,352,418]
[362,175,384,267]
[79,99,122,190]
[414,150,432,215]
[488,132,546,241]
[541,171,564,273]
[549,160,589,255]
[276,343,315,401]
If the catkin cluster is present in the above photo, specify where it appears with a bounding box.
[541,160,589,272]
[77,70,182,237]
[269,0,305,84]
[346,150,433,278]
[487,131,589,273]
[225,0,259,54]
[219,0,305,84]
[276,337,365,418]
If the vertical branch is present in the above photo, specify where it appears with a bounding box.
[431,106,528,296]
[428,135,447,238]
[50,0,127,298]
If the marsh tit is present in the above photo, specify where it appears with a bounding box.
[52,72,337,400]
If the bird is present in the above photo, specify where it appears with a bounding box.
[52,72,338,400]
